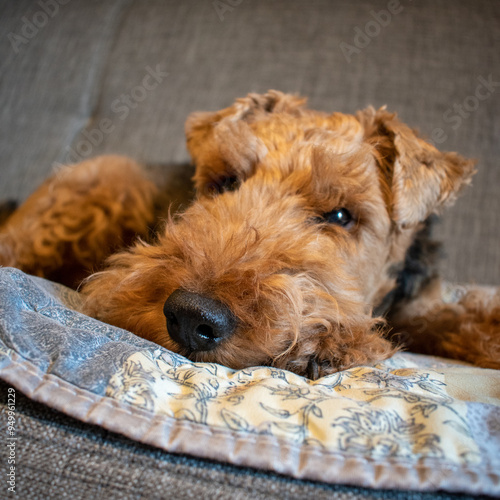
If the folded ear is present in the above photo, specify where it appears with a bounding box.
[357,107,476,228]
[185,91,306,191]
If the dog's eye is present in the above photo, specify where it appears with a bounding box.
[320,208,354,228]
[206,175,240,196]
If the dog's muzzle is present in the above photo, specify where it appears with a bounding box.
[163,289,237,352]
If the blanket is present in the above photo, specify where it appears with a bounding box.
[0,267,499,496]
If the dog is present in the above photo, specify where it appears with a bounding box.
[1,91,498,379]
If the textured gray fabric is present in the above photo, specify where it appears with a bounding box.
[0,0,499,285]
[0,380,485,500]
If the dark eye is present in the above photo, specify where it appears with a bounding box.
[320,208,354,228]
[206,175,239,196]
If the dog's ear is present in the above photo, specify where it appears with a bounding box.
[185,91,306,192]
[357,107,476,228]
[185,108,268,193]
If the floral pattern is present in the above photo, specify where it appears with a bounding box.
[106,348,490,464]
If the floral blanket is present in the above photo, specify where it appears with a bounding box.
[0,267,499,496]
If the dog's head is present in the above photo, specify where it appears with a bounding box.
[83,91,475,378]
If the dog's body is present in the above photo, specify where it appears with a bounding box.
[1,91,499,378]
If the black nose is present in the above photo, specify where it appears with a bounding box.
[163,289,237,352]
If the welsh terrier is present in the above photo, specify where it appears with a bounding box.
[1,91,499,379]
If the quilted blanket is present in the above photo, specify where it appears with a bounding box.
[0,267,499,496]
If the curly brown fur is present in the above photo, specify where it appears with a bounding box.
[2,90,497,378]
[388,280,500,369]
[0,156,157,287]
